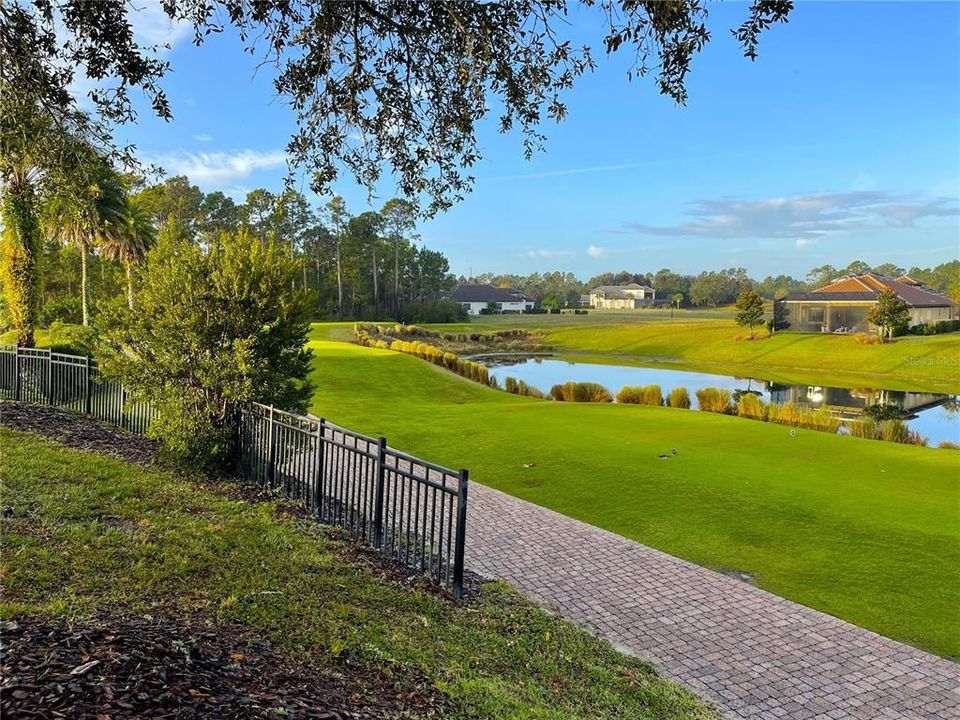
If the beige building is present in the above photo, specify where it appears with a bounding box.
[779,274,956,333]
[589,283,656,310]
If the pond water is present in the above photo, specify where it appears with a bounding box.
[477,354,960,448]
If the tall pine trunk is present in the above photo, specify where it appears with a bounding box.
[394,238,400,316]
[335,237,343,319]
[372,246,379,314]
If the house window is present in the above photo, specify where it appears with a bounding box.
[803,306,824,323]
[496,302,503,309]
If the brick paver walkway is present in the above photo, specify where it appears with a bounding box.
[464,483,960,719]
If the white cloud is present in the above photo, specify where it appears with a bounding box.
[523,249,575,259]
[586,245,608,259]
[130,1,192,50]
[194,134,213,142]
[796,238,816,248]
[150,149,289,186]
[503,163,643,181]
[619,191,959,241]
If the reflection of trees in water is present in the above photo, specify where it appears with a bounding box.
[863,404,904,421]
[941,396,960,417]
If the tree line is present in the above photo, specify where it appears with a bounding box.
[472,259,960,309]
[9,170,462,345]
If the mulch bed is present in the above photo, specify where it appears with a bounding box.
[0,402,159,466]
[0,615,447,719]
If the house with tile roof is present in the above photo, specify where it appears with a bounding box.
[588,283,658,310]
[779,274,956,333]
[450,283,536,315]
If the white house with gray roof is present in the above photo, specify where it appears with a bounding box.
[450,284,536,315]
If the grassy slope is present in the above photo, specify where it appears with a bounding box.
[305,335,960,658]
[1,427,713,720]
[421,313,960,392]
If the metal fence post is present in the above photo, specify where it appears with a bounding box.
[46,349,53,404]
[312,418,326,517]
[452,469,469,600]
[84,356,92,414]
[373,436,387,549]
[13,346,20,401]
[266,405,277,488]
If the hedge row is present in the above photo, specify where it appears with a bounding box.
[354,328,495,387]
[355,322,538,345]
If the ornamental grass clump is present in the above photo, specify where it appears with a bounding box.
[616,385,663,406]
[504,376,519,394]
[695,387,732,414]
[550,381,612,403]
[767,401,799,426]
[848,417,879,440]
[805,407,841,433]
[736,392,767,420]
[879,419,927,446]
[666,386,691,409]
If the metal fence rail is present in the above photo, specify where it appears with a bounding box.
[0,344,469,597]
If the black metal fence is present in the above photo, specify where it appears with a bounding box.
[0,344,469,597]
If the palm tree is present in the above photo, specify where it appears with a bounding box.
[45,160,126,326]
[101,196,156,310]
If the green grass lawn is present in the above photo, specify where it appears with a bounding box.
[1,426,714,720]
[305,332,960,658]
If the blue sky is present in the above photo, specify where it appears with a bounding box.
[113,1,959,280]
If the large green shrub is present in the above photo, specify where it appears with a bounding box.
[39,296,83,327]
[96,228,314,469]
[47,321,98,355]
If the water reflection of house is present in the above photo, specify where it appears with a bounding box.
[777,274,956,333]
[768,384,950,420]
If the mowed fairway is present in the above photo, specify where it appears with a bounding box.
[307,331,960,658]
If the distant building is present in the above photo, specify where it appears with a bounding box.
[450,283,536,315]
[779,273,955,333]
[589,283,657,310]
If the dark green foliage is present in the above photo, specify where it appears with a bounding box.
[39,296,83,327]
[47,321,97,355]
[407,298,468,323]
[96,228,314,468]
[735,290,765,338]
[909,320,960,336]
[867,290,911,340]
[689,268,752,307]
